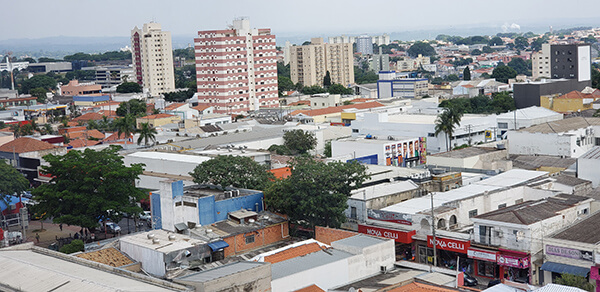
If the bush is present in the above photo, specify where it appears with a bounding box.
[59,239,84,254]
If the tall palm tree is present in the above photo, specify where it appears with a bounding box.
[434,107,463,151]
[137,122,157,146]
[114,114,136,143]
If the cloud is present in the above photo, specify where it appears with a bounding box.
[501,23,522,32]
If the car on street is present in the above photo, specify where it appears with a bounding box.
[101,222,121,234]
[139,211,151,221]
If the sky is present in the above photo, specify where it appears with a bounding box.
[3,0,600,41]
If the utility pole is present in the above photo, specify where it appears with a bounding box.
[464,124,473,145]
[430,190,437,268]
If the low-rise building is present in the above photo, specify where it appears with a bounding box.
[377,72,428,99]
[332,136,427,168]
[60,80,102,96]
[577,146,600,188]
[174,261,271,292]
[541,89,600,113]
[0,137,65,184]
[496,106,563,137]
[136,113,181,128]
[345,180,420,224]
[427,146,512,172]
[73,95,110,107]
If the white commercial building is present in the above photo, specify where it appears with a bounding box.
[346,180,419,223]
[351,112,497,154]
[496,106,563,138]
[577,146,600,188]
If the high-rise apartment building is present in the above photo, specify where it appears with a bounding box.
[531,43,591,82]
[356,36,374,55]
[194,18,278,114]
[290,38,354,87]
[131,22,176,97]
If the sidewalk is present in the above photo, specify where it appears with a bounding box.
[26,219,87,248]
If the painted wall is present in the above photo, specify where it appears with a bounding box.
[175,263,272,292]
[223,222,289,257]
[271,257,349,292]
[332,238,395,280]
[578,156,600,188]
[508,127,599,158]
[119,241,165,277]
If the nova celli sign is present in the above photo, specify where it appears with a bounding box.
[427,235,470,254]
[546,245,593,262]
[358,224,415,244]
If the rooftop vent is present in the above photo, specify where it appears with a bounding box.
[147,233,155,239]
[152,238,160,244]
[168,234,176,241]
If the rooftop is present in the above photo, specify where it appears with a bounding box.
[497,106,562,120]
[181,184,261,200]
[164,103,186,111]
[580,146,600,160]
[126,151,212,165]
[264,242,323,264]
[0,137,60,153]
[119,230,207,254]
[509,155,576,170]
[138,113,178,120]
[333,234,388,249]
[431,146,502,158]
[552,174,591,187]
[549,211,600,244]
[517,117,600,134]
[208,211,287,237]
[271,248,353,280]
[474,194,590,225]
[75,247,134,267]
[175,261,267,283]
[290,101,385,117]
[350,180,419,200]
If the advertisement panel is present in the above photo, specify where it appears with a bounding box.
[467,248,498,262]
[497,254,530,268]
[367,209,412,225]
[546,245,593,262]
[358,224,415,244]
[427,235,470,254]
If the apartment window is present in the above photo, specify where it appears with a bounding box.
[469,209,478,218]
[498,203,507,209]
[479,225,492,244]
[595,138,600,146]
[245,234,255,244]
[498,122,508,129]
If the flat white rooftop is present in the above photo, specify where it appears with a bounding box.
[126,151,211,164]
[120,230,207,254]
[350,180,419,200]
[385,113,487,125]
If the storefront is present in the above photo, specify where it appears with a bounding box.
[358,224,416,261]
[497,249,531,283]
[541,244,593,284]
[417,235,473,273]
[467,248,499,279]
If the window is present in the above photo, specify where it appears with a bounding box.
[350,207,357,219]
[498,122,508,129]
[515,199,523,204]
[245,235,255,244]
[352,129,359,133]
[479,225,492,244]
[469,209,478,218]
[498,203,507,209]
[428,133,435,137]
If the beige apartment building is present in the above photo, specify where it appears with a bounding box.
[131,22,175,97]
[532,43,551,80]
[290,38,354,87]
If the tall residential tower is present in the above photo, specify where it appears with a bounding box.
[194,18,278,114]
[131,23,175,97]
[290,38,354,87]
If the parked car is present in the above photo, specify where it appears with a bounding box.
[139,211,151,221]
[100,222,121,234]
[463,273,478,287]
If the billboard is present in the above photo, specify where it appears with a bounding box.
[367,209,412,225]
[385,137,426,167]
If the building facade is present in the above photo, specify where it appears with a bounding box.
[532,43,551,80]
[356,36,374,55]
[131,22,176,97]
[194,18,279,114]
[290,38,354,87]
[377,72,428,99]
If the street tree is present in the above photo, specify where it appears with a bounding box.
[116,82,142,93]
[555,274,594,291]
[31,146,146,229]
[137,122,157,146]
[265,157,370,229]
[116,99,147,117]
[283,129,317,155]
[189,155,274,190]
[0,161,29,202]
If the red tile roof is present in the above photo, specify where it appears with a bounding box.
[288,100,311,106]
[138,113,177,119]
[269,167,292,179]
[385,281,458,292]
[290,101,385,117]
[97,110,117,117]
[72,112,105,122]
[294,285,325,292]
[350,98,373,103]
[66,129,105,140]
[192,105,212,112]
[104,132,132,142]
[263,243,324,264]
[66,138,101,148]
[164,103,186,111]
[557,90,598,99]
[0,137,60,153]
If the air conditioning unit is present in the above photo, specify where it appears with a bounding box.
[380,266,388,274]
[495,230,504,238]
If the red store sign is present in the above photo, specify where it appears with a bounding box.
[427,235,470,254]
[358,224,415,244]
[497,254,529,268]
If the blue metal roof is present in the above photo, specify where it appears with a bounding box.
[73,95,110,102]
[541,261,589,277]
[207,240,229,251]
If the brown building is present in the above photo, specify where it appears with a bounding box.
[60,80,102,96]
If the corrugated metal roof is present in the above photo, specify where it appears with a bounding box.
[580,146,600,160]
[350,180,419,200]
[176,261,265,283]
[534,283,588,292]
[271,249,353,280]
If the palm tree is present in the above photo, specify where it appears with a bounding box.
[434,107,463,151]
[114,115,136,143]
[137,122,157,146]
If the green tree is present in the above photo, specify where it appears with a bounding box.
[20,75,57,94]
[278,76,295,96]
[471,49,483,56]
[514,36,529,50]
[30,87,48,103]
[491,65,518,83]
[354,66,379,84]
[445,74,460,82]
[277,62,290,78]
[302,85,327,95]
[189,155,274,190]
[116,99,147,117]
[265,158,370,229]
[283,129,317,155]
[407,42,436,57]
[31,146,146,229]
[555,274,594,291]
[137,122,157,146]
[328,84,353,95]
[434,107,463,151]
[116,82,142,93]
[0,161,29,202]
[114,115,136,141]
[323,141,332,157]
[482,46,495,54]
[507,57,530,75]
[323,71,332,87]
[591,66,600,89]
[488,37,504,46]
[59,239,84,254]
[463,67,471,81]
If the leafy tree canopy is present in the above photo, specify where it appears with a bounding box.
[163,89,195,102]
[31,146,146,229]
[278,76,295,95]
[328,84,353,95]
[189,155,274,190]
[302,85,327,95]
[116,82,142,93]
[471,49,483,56]
[488,36,504,46]
[555,274,594,291]
[0,161,29,201]
[277,62,290,78]
[354,66,379,84]
[20,75,57,94]
[407,42,436,57]
[491,65,518,83]
[116,99,147,117]
[265,158,370,229]
[463,67,471,81]
[283,129,317,155]
[507,57,530,75]
[439,92,515,114]
[63,51,131,62]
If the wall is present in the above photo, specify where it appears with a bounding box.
[158,180,180,232]
[578,157,600,188]
[315,226,357,245]
[223,222,289,257]
[332,237,395,280]
[213,192,264,222]
[175,263,272,292]
[119,241,165,277]
[271,256,349,291]
[508,126,598,158]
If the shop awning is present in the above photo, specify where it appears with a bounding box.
[207,240,229,251]
[541,262,589,277]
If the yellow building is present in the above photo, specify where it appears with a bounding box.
[290,38,354,87]
[136,113,180,128]
[540,90,600,113]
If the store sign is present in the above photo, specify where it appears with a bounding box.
[427,235,470,254]
[497,254,529,268]
[367,209,412,225]
[358,224,415,244]
[467,248,498,262]
[546,245,593,262]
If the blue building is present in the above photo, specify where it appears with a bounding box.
[377,71,428,99]
[73,95,110,106]
[150,180,264,232]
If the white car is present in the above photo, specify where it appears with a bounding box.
[139,211,151,221]
[103,222,121,233]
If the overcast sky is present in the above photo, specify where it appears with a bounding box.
[3,0,600,40]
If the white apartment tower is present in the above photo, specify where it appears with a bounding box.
[131,22,176,97]
[194,18,279,114]
[290,38,355,87]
